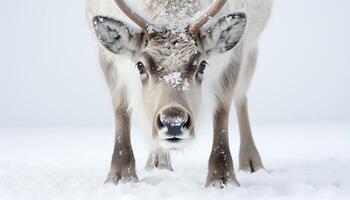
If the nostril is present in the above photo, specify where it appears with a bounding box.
[182,116,191,129]
[157,115,165,129]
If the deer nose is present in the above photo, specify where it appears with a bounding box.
[157,107,191,137]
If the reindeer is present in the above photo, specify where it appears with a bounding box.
[86,0,273,187]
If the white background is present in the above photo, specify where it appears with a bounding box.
[0,0,349,127]
[1,1,350,200]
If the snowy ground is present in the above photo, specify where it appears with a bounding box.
[0,123,349,200]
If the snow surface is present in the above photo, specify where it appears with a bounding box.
[0,123,349,200]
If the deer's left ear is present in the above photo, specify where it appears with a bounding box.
[200,13,247,53]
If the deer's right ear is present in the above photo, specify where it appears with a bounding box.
[93,16,142,54]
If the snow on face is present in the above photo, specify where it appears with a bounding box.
[163,72,182,88]
[160,112,188,127]
[162,72,190,91]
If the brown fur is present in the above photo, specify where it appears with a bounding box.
[105,90,138,184]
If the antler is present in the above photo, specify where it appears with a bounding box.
[114,0,155,39]
[114,0,226,39]
[188,0,227,36]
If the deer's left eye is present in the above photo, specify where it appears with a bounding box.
[136,61,146,74]
[197,61,208,74]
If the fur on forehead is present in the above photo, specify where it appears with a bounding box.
[143,31,201,71]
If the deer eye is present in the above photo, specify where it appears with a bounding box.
[197,61,208,74]
[136,61,146,74]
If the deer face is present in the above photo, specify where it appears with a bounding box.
[138,36,202,149]
[92,1,246,150]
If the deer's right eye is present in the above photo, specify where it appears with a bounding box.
[136,61,146,74]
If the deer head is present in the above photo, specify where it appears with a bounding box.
[93,0,246,149]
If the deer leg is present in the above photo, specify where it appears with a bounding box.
[206,103,239,188]
[145,148,173,171]
[105,104,138,185]
[235,96,264,173]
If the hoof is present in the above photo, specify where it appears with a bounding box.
[239,159,264,173]
[145,149,173,171]
[105,171,138,185]
[206,177,240,188]
[239,146,264,173]
[205,167,239,188]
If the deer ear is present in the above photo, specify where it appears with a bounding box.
[200,13,247,53]
[92,16,142,54]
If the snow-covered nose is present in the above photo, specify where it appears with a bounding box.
[157,107,191,137]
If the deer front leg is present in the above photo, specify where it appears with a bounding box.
[145,148,173,171]
[105,105,138,185]
[235,96,264,173]
[206,104,239,188]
